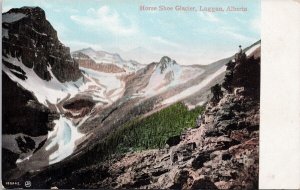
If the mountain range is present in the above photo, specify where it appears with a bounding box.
[72,47,145,73]
[2,6,261,189]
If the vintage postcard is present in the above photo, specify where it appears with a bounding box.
[1,0,261,189]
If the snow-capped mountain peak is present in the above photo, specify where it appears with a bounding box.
[72,48,145,73]
[133,56,204,97]
[157,56,178,74]
[159,56,173,64]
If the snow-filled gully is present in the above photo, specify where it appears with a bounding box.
[12,110,85,165]
[45,116,84,165]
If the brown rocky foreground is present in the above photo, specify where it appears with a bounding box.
[52,87,259,189]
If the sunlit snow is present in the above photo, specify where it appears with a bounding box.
[142,60,203,97]
[2,56,84,105]
[77,48,144,72]
[2,55,126,106]
[80,67,125,102]
[45,116,84,165]
[162,66,226,105]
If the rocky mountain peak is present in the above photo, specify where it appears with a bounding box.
[8,6,46,19]
[159,56,172,64]
[2,7,82,82]
[84,47,95,52]
[157,56,178,74]
[158,56,178,66]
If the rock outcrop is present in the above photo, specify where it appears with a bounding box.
[2,6,82,82]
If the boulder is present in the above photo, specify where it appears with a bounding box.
[166,135,181,147]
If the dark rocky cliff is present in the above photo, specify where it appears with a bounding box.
[2,72,59,177]
[2,7,82,180]
[2,6,82,82]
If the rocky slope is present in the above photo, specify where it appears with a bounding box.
[41,46,260,189]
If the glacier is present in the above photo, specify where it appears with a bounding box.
[45,116,84,165]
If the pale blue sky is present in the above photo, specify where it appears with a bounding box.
[2,0,260,65]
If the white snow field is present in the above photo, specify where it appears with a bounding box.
[142,58,204,97]
[80,67,125,102]
[76,48,144,72]
[162,65,226,105]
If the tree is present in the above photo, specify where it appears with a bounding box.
[211,84,223,104]
[233,55,260,98]
[222,60,236,92]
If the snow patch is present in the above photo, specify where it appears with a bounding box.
[2,133,47,155]
[80,67,125,102]
[162,66,226,105]
[16,155,32,164]
[2,28,9,38]
[2,55,85,105]
[2,13,27,23]
[2,133,47,164]
[32,27,47,36]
